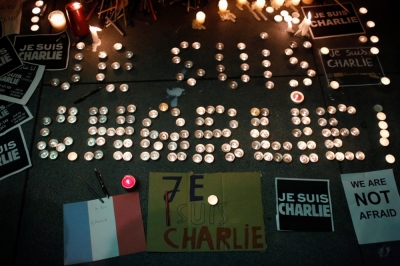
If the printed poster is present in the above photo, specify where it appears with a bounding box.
[0,126,31,180]
[13,31,70,70]
[320,47,384,87]
[0,99,32,136]
[301,3,365,39]
[147,172,266,252]
[0,62,45,105]
[0,36,23,76]
[63,192,146,265]
[341,169,400,244]
[275,178,334,232]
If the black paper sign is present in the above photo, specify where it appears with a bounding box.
[0,62,45,104]
[301,3,365,39]
[275,178,334,232]
[13,31,70,70]
[0,36,23,76]
[0,100,33,136]
[0,126,31,181]
[320,47,384,87]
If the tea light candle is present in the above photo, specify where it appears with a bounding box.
[121,175,136,191]
[381,77,390,85]
[280,10,289,17]
[320,47,329,54]
[255,0,265,9]
[196,11,206,24]
[292,17,300,24]
[366,21,375,28]
[238,0,247,5]
[292,0,300,5]
[114,43,122,50]
[31,16,39,23]
[32,7,41,15]
[377,112,386,120]
[359,7,368,14]
[35,1,44,7]
[370,36,379,43]
[266,6,274,13]
[302,0,314,4]
[370,47,379,54]
[208,195,219,205]
[330,81,340,89]
[380,130,389,138]
[378,121,388,129]
[385,154,395,164]
[274,15,283,22]
[48,11,67,32]
[358,36,367,43]
[31,25,39,31]
[290,91,304,104]
[219,0,228,11]
[379,138,389,146]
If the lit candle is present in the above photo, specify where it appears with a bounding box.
[385,154,395,164]
[302,0,314,4]
[255,0,265,9]
[35,1,44,7]
[89,26,101,44]
[358,36,367,43]
[274,15,283,22]
[330,81,340,89]
[65,2,90,37]
[219,0,228,11]
[32,7,41,15]
[320,47,329,54]
[377,112,386,120]
[359,7,368,14]
[290,91,304,104]
[370,47,379,54]
[121,175,136,191]
[370,36,379,43]
[266,6,274,13]
[381,77,390,85]
[379,138,389,147]
[31,16,39,23]
[366,21,375,28]
[238,0,247,5]
[196,11,206,24]
[31,25,39,31]
[48,11,67,32]
[301,12,311,36]
[292,0,301,5]
[292,17,300,24]
[271,0,284,9]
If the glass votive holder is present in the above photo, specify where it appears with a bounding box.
[48,10,67,32]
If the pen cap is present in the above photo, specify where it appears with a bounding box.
[121,175,136,191]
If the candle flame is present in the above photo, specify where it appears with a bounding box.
[307,12,311,20]
[89,25,102,32]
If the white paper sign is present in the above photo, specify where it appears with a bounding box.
[341,169,400,244]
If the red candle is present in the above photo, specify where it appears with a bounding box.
[121,175,136,191]
[65,2,89,37]
[290,91,304,104]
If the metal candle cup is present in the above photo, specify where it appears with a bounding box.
[121,175,136,191]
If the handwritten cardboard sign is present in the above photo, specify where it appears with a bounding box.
[275,178,334,232]
[301,3,365,39]
[13,31,70,70]
[320,47,384,87]
[0,126,31,180]
[147,172,266,252]
[0,36,22,77]
[341,169,400,244]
